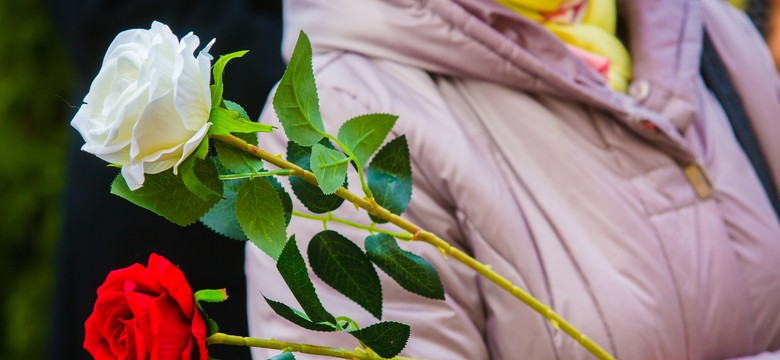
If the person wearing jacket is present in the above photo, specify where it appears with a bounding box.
[247,0,780,359]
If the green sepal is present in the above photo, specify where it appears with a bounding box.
[224,100,251,121]
[287,140,346,213]
[367,136,412,224]
[277,236,337,325]
[336,113,398,167]
[211,50,248,107]
[110,161,222,227]
[307,230,382,319]
[194,289,228,337]
[224,100,259,146]
[192,134,211,160]
[267,353,296,360]
[348,321,410,359]
[206,318,219,337]
[236,178,288,260]
[208,106,273,138]
[365,234,444,300]
[262,295,339,332]
[272,31,325,146]
[195,289,229,304]
[310,143,348,195]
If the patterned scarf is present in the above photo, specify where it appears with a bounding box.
[498,0,632,92]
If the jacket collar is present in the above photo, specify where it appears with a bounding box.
[282,0,701,163]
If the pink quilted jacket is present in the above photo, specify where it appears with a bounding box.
[246,0,780,358]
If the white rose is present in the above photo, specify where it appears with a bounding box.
[71,21,214,190]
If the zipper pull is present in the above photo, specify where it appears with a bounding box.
[683,162,715,200]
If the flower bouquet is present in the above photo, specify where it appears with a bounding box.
[73,22,614,360]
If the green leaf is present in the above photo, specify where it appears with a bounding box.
[180,136,217,203]
[267,176,293,226]
[262,295,339,332]
[212,50,248,106]
[195,289,229,304]
[201,157,289,239]
[224,100,251,121]
[348,321,410,358]
[236,178,288,260]
[337,114,398,167]
[234,131,260,146]
[310,143,348,195]
[199,187,247,241]
[307,230,382,319]
[208,106,274,137]
[287,140,346,213]
[365,234,444,300]
[214,141,264,175]
[367,136,412,224]
[180,156,223,201]
[272,31,325,146]
[110,162,222,227]
[199,159,247,241]
[277,236,337,325]
[267,353,295,360]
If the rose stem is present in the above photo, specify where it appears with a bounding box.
[206,332,417,360]
[212,134,615,360]
[291,211,413,240]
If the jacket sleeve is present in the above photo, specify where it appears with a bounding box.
[244,67,492,359]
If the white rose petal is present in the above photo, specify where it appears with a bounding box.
[71,21,215,190]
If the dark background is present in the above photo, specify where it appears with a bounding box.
[0,0,283,358]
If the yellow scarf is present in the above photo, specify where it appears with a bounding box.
[497,0,631,92]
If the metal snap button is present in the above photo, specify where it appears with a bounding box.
[628,79,650,101]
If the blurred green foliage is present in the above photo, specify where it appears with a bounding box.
[0,0,72,357]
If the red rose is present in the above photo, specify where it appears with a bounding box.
[84,254,208,359]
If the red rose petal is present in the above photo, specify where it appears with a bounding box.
[84,313,108,359]
[100,264,162,296]
[124,281,158,355]
[85,254,206,360]
[130,318,148,360]
[181,337,194,360]
[148,253,194,318]
[93,339,117,360]
[150,293,191,360]
[190,308,208,360]
[85,315,116,360]
[106,320,126,356]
